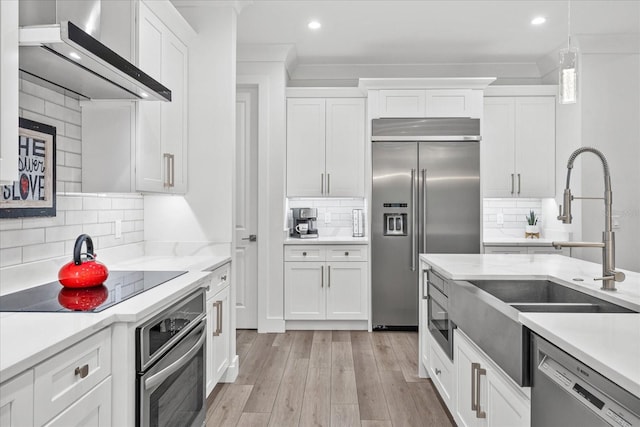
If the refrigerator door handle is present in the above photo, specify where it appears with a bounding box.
[421,168,427,253]
[411,168,417,271]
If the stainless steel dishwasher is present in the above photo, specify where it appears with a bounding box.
[531,333,640,427]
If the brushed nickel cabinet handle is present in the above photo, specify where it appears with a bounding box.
[344,251,349,256]
[163,153,171,187]
[517,173,521,195]
[321,265,324,288]
[212,301,222,336]
[510,174,515,194]
[476,365,487,418]
[328,265,331,288]
[321,173,324,194]
[75,364,89,379]
[302,252,307,256]
[471,362,479,411]
[327,173,330,194]
[435,368,441,375]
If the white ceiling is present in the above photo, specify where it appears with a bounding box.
[236,0,640,65]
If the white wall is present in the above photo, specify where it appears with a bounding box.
[144,5,237,245]
[580,52,640,271]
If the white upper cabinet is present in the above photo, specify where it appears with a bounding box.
[482,96,555,198]
[286,97,365,197]
[0,0,19,184]
[82,0,191,194]
[378,89,481,118]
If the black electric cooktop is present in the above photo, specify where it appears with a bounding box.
[0,271,187,313]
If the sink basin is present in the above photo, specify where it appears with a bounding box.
[467,279,636,313]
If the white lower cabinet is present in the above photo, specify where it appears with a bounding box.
[0,327,112,427]
[428,333,454,408]
[0,370,33,427]
[454,329,530,427]
[43,377,111,427]
[206,263,232,396]
[284,245,368,321]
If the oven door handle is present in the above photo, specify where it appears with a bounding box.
[144,320,206,391]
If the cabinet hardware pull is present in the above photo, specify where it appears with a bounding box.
[302,252,307,256]
[471,362,479,411]
[327,173,330,194]
[344,251,349,256]
[476,365,487,418]
[321,173,324,194]
[212,301,223,336]
[163,153,171,187]
[517,173,521,195]
[328,265,331,288]
[435,368,441,375]
[422,169,427,253]
[411,169,417,271]
[221,275,227,281]
[75,364,89,379]
[321,265,324,288]
[510,174,515,194]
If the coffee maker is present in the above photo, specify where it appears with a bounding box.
[290,208,318,238]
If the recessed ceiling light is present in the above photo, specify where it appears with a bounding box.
[69,52,81,60]
[531,16,546,25]
[308,20,321,30]
[140,92,149,98]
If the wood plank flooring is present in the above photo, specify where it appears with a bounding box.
[206,330,454,427]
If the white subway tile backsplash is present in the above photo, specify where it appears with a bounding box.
[83,196,112,210]
[287,197,366,236]
[22,214,65,229]
[64,182,82,193]
[112,198,136,210]
[56,136,82,154]
[22,242,65,263]
[21,79,65,105]
[57,196,83,211]
[65,123,82,139]
[65,152,82,168]
[45,225,83,242]
[45,101,81,125]
[483,198,543,232]
[56,166,82,182]
[99,210,125,223]
[66,210,98,225]
[124,210,144,221]
[0,219,22,231]
[21,110,65,136]
[19,92,45,114]
[83,222,113,237]
[65,96,81,112]
[0,248,22,268]
[0,228,45,249]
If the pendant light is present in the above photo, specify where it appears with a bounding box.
[559,0,578,104]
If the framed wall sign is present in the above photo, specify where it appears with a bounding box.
[0,118,56,218]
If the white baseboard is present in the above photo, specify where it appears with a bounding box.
[285,320,368,330]
[220,354,239,383]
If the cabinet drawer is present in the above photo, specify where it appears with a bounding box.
[206,262,231,300]
[325,245,368,261]
[284,246,326,261]
[34,328,111,426]
[43,377,111,427]
[429,334,453,405]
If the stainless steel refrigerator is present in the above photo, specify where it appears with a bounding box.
[372,118,481,329]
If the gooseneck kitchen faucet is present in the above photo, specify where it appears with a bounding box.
[552,147,625,291]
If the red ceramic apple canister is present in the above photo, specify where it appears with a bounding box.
[58,234,109,288]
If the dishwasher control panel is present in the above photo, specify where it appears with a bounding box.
[539,356,639,427]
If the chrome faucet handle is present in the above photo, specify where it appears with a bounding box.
[557,205,565,221]
[594,271,626,282]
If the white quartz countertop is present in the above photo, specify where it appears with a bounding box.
[0,254,231,383]
[420,253,640,397]
[285,236,369,245]
[483,237,559,246]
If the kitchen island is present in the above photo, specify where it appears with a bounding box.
[419,253,640,426]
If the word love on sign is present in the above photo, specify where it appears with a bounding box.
[0,118,56,218]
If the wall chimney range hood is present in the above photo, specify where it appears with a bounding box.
[19,21,171,102]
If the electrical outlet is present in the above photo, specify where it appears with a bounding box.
[115,219,122,239]
[325,212,331,224]
[612,215,621,229]
[496,213,504,225]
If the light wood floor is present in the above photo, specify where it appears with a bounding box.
[205,330,455,427]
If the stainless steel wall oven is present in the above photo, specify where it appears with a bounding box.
[136,289,206,427]
[426,269,456,359]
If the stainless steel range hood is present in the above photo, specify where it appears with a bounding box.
[18,1,171,102]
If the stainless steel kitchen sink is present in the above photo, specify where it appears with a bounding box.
[449,278,637,387]
[467,279,636,313]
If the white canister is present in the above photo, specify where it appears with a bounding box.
[352,209,364,237]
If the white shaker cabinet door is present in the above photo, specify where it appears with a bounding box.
[211,286,230,386]
[286,98,326,197]
[325,261,368,320]
[485,369,530,427]
[514,97,555,198]
[482,97,516,197]
[0,370,33,427]
[325,98,365,197]
[378,90,426,117]
[284,261,325,319]
[43,378,112,427]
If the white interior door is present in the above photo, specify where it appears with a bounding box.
[235,88,258,329]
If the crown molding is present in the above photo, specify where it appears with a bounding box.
[358,77,496,91]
